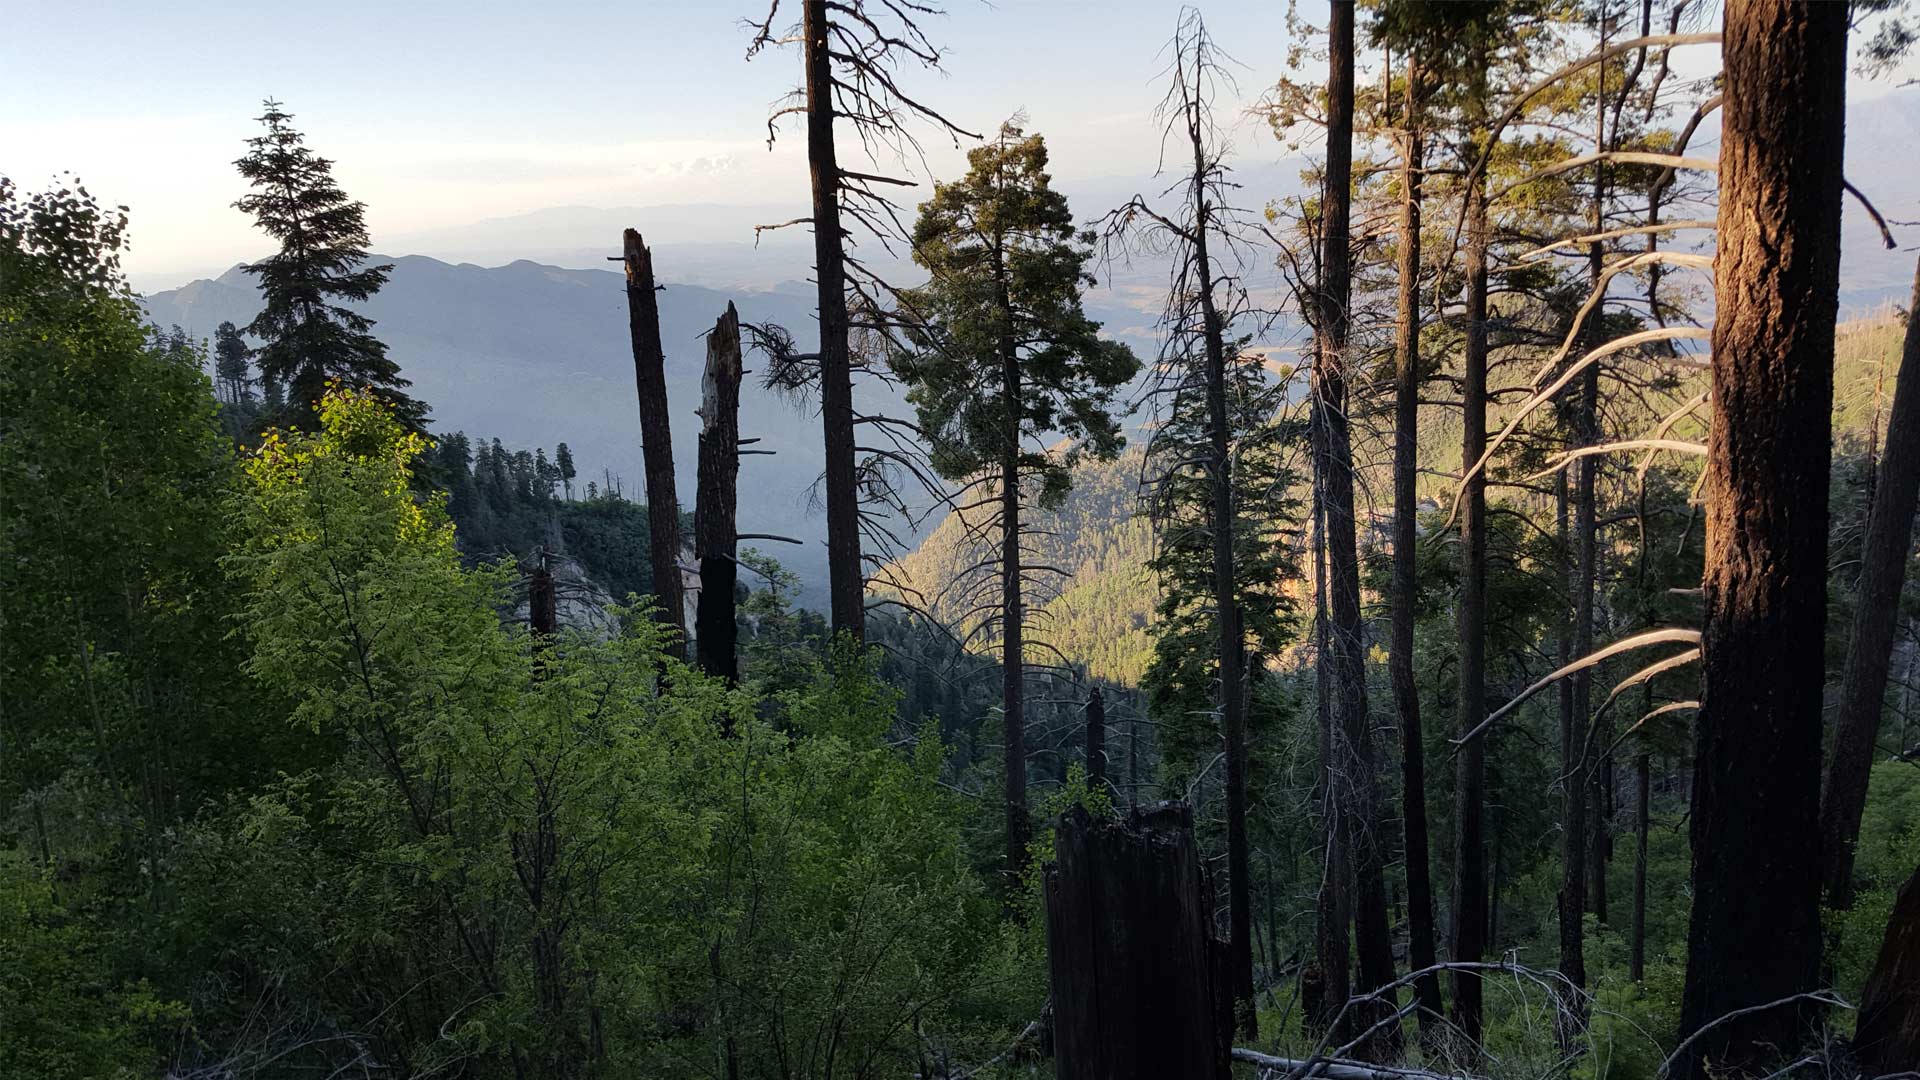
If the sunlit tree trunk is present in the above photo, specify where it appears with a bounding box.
[1675,3,1845,1074]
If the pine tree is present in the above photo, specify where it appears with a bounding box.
[893,122,1139,886]
[555,442,576,500]
[233,100,422,429]
[213,320,252,405]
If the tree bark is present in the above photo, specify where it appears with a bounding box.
[1045,803,1231,1080]
[1630,750,1649,982]
[623,228,687,658]
[1856,858,1920,1073]
[1389,52,1444,1043]
[1310,436,1349,1037]
[1087,686,1107,790]
[1317,4,1398,1058]
[1675,3,1845,1075]
[1001,268,1029,888]
[802,0,865,641]
[695,303,742,685]
[1451,127,1492,1052]
[1821,257,1920,910]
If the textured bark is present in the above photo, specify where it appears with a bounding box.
[1389,53,1444,1042]
[1630,750,1649,981]
[1086,686,1107,789]
[1044,804,1231,1080]
[1856,859,1920,1073]
[1311,449,1349,1037]
[1001,281,1029,887]
[1674,3,1845,1075]
[802,0,864,641]
[1317,5,1398,1057]
[1821,258,1920,909]
[1451,147,1491,1051]
[695,303,742,686]
[623,229,686,657]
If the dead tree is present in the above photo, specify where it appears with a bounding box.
[1314,3,1398,1058]
[745,0,974,642]
[1086,686,1107,790]
[623,228,686,657]
[1451,70,1493,1052]
[1095,9,1268,1036]
[1821,256,1920,910]
[1674,2,1845,1074]
[695,303,743,685]
[1388,51,1444,1044]
[1044,803,1230,1080]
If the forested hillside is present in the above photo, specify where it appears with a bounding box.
[10,2,1920,1079]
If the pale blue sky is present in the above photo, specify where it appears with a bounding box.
[4,1,1913,289]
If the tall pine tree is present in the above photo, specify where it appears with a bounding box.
[892,123,1138,885]
[233,100,422,428]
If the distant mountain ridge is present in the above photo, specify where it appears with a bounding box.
[143,254,846,597]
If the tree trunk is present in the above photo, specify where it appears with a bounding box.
[1389,52,1444,1043]
[1001,303,1029,888]
[1311,437,1349,1037]
[623,228,687,658]
[1821,257,1920,909]
[1630,750,1649,981]
[1856,858,1920,1073]
[695,303,743,685]
[1451,135,1492,1052]
[1318,4,1398,1057]
[1184,63,1255,1037]
[1087,686,1107,790]
[1675,4,1845,1075]
[1045,803,1231,1080]
[802,0,864,641]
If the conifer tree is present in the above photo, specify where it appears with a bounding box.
[893,122,1139,885]
[213,320,251,405]
[555,442,576,500]
[233,100,422,428]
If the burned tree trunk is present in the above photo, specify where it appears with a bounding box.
[1452,121,1492,1051]
[801,0,865,642]
[1821,256,1920,910]
[1856,859,1920,1072]
[1389,51,1444,1043]
[1045,803,1230,1080]
[695,303,743,685]
[1675,2,1846,1076]
[1630,750,1650,981]
[1086,686,1107,790]
[623,228,686,658]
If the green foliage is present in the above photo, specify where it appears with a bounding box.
[893,122,1139,499]
[0,853,187,1079]
[233,100,422,428]
[1142,350,1307,788]
[184,387,1008,1075]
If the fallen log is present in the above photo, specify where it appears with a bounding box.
[1230,1047,1485,1080]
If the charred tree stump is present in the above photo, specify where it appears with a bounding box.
[1044,803,1229,1080]
[695,303,743,685]
[1857,860,1920,1072]
[623,228,687,657]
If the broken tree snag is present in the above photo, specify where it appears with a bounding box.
[529,548,558,639]
[1857,860,1920,1072]
[1044,803,1230,1080]
[1085,686,1106,789]
[695,303,743,686]
[623,227,687,658]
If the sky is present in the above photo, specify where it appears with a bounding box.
[5,1,1916,292]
